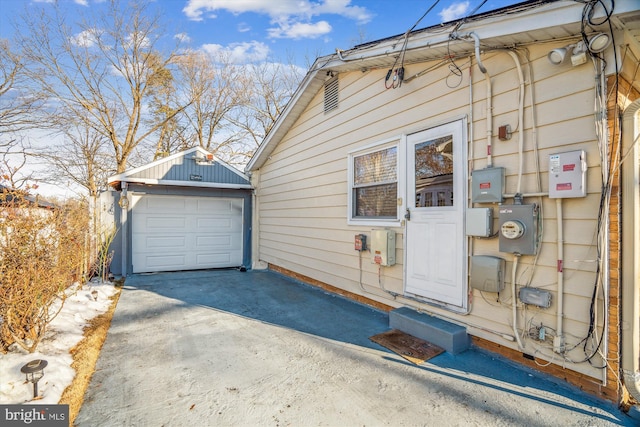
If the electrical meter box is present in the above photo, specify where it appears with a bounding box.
[471,167,504,203]
[499,204,538,255]
[371,229,396,266]
[549,150,587,198]
[470,255,505,292]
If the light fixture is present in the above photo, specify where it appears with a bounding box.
[588,33,611,53]
[548,33,611,66]
[21,359,48,399]
[547,41,587,66]
[548,46,569,65]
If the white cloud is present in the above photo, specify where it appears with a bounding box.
[268,20,332,40]
[439,1,470,22]
[182,0,372,39]
[74,0,89,6]
[175,33,192,43]
[201,41,271,63]
[71,29,98,47]
[237,22,251,33]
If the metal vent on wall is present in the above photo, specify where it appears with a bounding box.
[324,75,339,113]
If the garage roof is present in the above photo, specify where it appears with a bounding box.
[109,147,252,190]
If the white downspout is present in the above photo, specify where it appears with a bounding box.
[621,101,640,402]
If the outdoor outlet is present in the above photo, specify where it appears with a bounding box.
[498,124,512,141]
[553,336,565,354]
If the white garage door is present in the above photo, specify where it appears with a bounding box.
[132,195,243,273]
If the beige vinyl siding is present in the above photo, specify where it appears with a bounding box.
[256,42,606,380]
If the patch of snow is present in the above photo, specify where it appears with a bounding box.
[0,279,118,404]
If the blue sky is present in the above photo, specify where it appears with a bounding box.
[1,0,525,67]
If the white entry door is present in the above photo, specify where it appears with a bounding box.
[405,120,467,308]
[132,195,243,273]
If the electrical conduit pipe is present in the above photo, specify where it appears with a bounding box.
[555,199,565,353]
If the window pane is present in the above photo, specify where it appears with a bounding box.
[354,147,397,185]
[355,184,397,217]
[414,136,454,207]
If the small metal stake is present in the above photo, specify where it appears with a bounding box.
[21,359,47,399]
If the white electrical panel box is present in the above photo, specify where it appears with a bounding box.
[371,229,396,266]
[549,150,587,198]
[466,208,493,237]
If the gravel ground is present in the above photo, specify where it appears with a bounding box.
[76,269,634,427]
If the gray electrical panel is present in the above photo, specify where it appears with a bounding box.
[498,204,538,255]
[470,255,505,292]
[466,208,493,237]
[471,167,504,203]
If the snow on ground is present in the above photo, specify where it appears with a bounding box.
[0,279,118,405]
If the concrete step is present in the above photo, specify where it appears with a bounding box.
[389,307,469,354]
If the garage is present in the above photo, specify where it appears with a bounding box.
[104,147,252,276]
[131,195,243,273]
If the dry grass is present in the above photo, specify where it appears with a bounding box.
[59,281,122,426]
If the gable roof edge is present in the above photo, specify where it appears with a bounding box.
[109,146,250,185]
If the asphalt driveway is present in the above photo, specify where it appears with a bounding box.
[76,269,632,426]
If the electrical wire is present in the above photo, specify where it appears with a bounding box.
[385,0,441,89]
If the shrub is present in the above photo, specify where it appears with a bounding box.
[0,192,89,353]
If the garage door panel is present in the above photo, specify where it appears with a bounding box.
[146,197,187,211]
[197,217,234,229]
[132,195,244,273]
[196,252,238,265]
[146,255,187,268]
[147,217,186,229]
[197,199,235,213]
[196,235,233,248]
[144,236,187,250]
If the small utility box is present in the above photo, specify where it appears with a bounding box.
[371,229,396,266]
[470,255,505,293]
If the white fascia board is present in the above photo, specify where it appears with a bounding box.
[121,177,252,190]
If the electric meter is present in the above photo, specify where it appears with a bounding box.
[500,220,525,239]
[498,204,538,255]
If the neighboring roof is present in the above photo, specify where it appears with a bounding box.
[0,184,58,209]
[246,0,640,172]
[109,146,252,190]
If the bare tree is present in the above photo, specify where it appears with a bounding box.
[0,39,44,140]
[15,0,187,173]
[173,51,249,162]
[230,61,304,164]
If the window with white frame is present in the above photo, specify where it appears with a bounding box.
[348,141,399,223]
